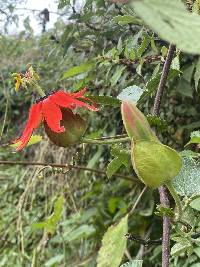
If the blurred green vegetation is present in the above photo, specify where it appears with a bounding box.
[1,0,200,266]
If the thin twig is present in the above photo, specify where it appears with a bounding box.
[129,186,147,215]
[0,160,141,184]
[125,233,162,246]
[153,44,176,267]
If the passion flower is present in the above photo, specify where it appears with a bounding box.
[13,88,98,151]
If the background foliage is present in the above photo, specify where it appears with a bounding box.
[1,0,200,266]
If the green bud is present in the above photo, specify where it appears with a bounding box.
[44,109,87,147]
[121,101,157,142]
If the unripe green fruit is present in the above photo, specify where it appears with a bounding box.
[131,140,182,188]
[44,109,87,147]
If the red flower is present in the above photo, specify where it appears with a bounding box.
[14,88,98,151]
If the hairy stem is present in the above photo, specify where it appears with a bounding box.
[82,137,130,145]
[153,43,176,267]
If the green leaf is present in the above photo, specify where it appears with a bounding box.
[97,215,128,267]
[171,238,192,257]
[194,58,200,90]
[132,141,182,187]
[88,95,121,107]
[107,146,130,178]
[113,15,142,26]
[155,204,174,217]
[137,34,150,58]
[11,135,42,148]
[32,195,64,235]
[58,0,70,9]
[120,260,143,267]
[110,66,126,87]
[117,86,144,103]
[177,79,193,98]
[173,157,200,196]
[146,115,168,133]
[61,62,94,80]
[190,198,200,211]
[132,0,200,54]
[185,131,200,146]
[44,255,64,267]
[110,146,130,167]
[107,158,122,178]
[63,224,95,242]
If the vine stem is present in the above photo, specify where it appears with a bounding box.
[153,44,176,267]
[0,160,140,183]
[82,137,130,145]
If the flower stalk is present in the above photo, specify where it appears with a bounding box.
[82,136,130,145]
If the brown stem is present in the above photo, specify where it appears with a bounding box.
[153,44,176,267]
[0,160,141,184]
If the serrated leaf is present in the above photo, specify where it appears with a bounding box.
[132,0,200,55]
[171,239,192,257]
[117,86,144,103]
[11,135,42,148]
[173,157,200,196]
[185,131,200,146]
[120,260,143,267]
[97,215,128,267]
[132,141,182,187]
[61,62,94,80]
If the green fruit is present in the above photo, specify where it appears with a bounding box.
[131,140,182,188]
[44,109,87,147]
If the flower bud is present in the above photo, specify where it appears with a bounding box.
[121,101,157,142]
[44,109,86,147]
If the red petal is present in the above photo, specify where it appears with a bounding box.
[49,90,72,108]
[13,102,42,150]
[15,131,33,151]
[22,102,42,136]
[51,90,98,111]
[69,98,99,111]
[42,97,65,133]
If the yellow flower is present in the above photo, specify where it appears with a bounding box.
[14,74,23,91]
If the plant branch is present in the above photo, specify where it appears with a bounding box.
[0,160,140,184]
[153,45,176,116]
[82,137,130,145]
[152,43,176,267]
[125,233,162,246]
